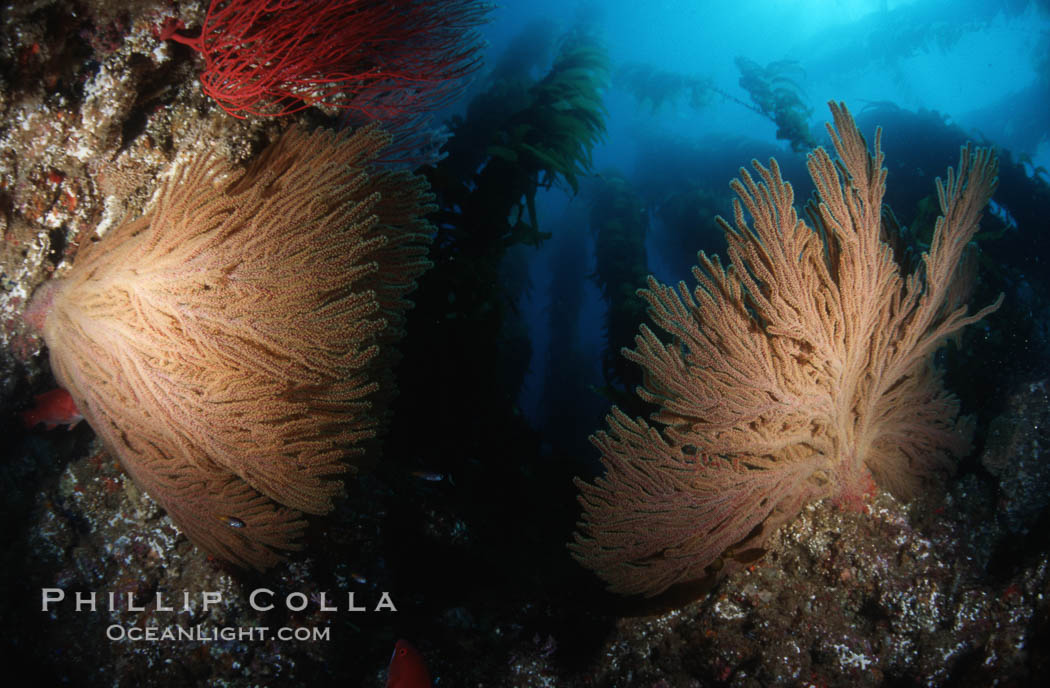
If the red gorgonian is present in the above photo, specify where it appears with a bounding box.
[159,0,489,119]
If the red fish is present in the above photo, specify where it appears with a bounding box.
[386,639,432,688]
[20,388,83,430]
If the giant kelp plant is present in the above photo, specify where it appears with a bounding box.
[614,56,816,153]
[615,62,713,113]
[588,173,651,410]
[395,27,608,423]
[535,213,606,459]
[733,57,816,152]
[382,27,610,598]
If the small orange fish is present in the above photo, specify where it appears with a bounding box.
[20,388,83,430]
[386,639,432,688]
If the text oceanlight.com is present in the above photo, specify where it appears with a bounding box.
[106,625,330,642]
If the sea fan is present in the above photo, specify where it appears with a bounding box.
[26,125,432,568]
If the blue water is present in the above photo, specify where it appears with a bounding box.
[465,0,1050,430]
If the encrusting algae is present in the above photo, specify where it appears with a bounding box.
[24,124,433,569]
